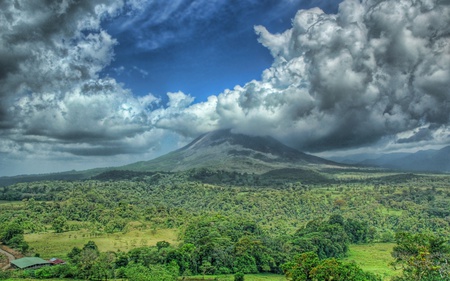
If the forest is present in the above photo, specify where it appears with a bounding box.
[0,168,449,280]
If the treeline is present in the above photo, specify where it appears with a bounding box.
[1,171,448,238]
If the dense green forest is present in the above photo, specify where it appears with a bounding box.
[0,168,449,280]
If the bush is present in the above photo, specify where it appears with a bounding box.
[33,264,77,279]
[0,270,11,279]
[234,272,245,281]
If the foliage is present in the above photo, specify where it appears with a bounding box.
[181,215,277,274]
[0,169,449,279]
[283,252,381,281]
[234,272,245,281]
[391,232,450,281]
[121,263,177,281]
[289,214,370,259]
[52,216,67,233]
[0,221,29,253]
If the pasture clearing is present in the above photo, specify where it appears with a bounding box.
[25,227,178,259]
[345,243,399,280]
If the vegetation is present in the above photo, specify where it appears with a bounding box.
[0,168,449,280]
[0,222,29,253]
[344,243,397,278]
[391,232,450,280]
[282,251,381,281]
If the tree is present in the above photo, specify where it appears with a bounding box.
[282,252,319,281]
[91,252,116,281]
[309,259,381,281]
[0,222,29,252]
[68,246,82,264]
[344,218,371,244]
[292,219,349,259]
[156,240,171,251]
[392,232,450,281]
[123,263,177,281]
[233,255,258,274]
[282,252,381,281]
[0,222,23,243]
[52,216,67,233]
[83,240,100,253]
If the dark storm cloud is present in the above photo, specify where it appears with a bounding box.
[55,141,159,156]
[0,0,170,164]
[0,0,122,121]
[397,127,434,144]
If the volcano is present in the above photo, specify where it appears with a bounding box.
[122,129,340,173]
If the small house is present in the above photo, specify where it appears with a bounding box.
[49,257,65,265]
[10,257,51,270]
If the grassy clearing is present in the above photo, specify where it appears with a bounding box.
[25,228,178,259]
[345,243,400,280]
[379,207,402,216]
[0,201,23,208]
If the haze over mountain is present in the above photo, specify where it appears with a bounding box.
[328,146,450,173]
[122,129,340,173]
[0,129,341,186]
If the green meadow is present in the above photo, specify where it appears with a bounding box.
[345,243,399,280]
[25,227,179,259]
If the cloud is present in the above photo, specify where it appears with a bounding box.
[1,0,449,176]
[162,0,450,152]
[0,0,171,174]
[0,1,121,114]
[396,126,434,144]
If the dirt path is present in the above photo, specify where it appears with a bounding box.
[0,247,16,270]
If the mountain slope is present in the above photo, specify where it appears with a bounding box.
[329,146,450,172]
[0,130,343,186]
[122,129,340,173]
[384,146,450,172]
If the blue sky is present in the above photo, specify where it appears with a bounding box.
[0,0,449,176]
[102,1,341,102]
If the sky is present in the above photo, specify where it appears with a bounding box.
[0,0,449,176]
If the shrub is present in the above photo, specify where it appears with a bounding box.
[234,272,244,281]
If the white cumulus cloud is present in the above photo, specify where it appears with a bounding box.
[162,0,450,152]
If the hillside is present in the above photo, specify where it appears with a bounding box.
[329,145,450,173]
[0,130,343,186]
[121,129,341,174]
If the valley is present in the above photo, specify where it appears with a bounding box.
[0,168,449,280]
[0,131,449,280]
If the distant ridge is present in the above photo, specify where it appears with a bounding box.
[328,145,450,173]
[121,129,341,173]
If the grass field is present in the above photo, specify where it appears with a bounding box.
[25,228,179,259]
[345,243,399,280]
